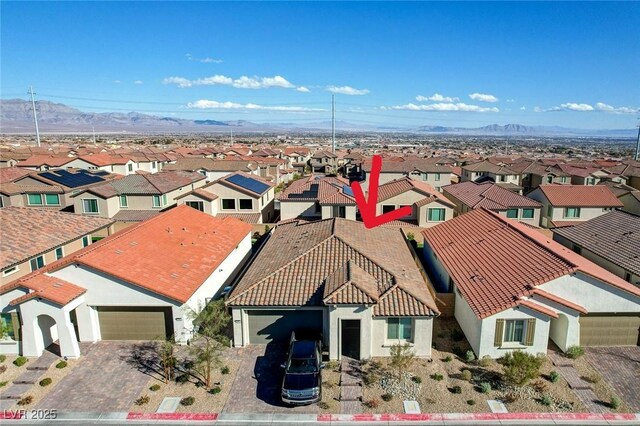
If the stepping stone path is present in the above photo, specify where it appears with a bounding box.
[0,349,59,408]
[339,357,363,414]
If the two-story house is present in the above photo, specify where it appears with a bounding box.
[361,158,452,191]
[163,158,259,182]
[310,150,338,174]
[460,160,521,189]
[278,176,357,221]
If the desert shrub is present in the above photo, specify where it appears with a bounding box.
[464,350,476,363]
[406,232,415,241]
[180,396,195,406]
[549,371,560,383]
[39,377,52,387]
[411,375,422,384]
[381,393,393,402]
[175,373,190,384]
[443,355,453,363]
[364,398,380,408]
[424,398,436,404]
[149,384,161,391]
[362,372,379,387]
[326,360,339,370]
[500,351,545,386]
[478,356,492,368]
[467,399,476,406]
[532,380,548,393]
[208,386,221,395]
[0,365,6,374]
[583,373,601,384]
[610,395,621,410]
[317,401,330,410]
[479,382,491,394]
[182,360,194,371]
[55,360,67,369]
[566,346,585,359]
[17,395,34,406]
[431,373,444,381]
[451,328,465,342]
[503,392,519,403]
[450,385,462,394]
[13,356,27,367]
[134,395,150,406]
[0,354,6,363]
[540,394,552,406]
[322,380,335,389]
[0,381,7,387]
[221,366,230,375]
[461,369,472,382]
[369,360,383,370]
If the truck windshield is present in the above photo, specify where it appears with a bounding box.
[288,358,316,374]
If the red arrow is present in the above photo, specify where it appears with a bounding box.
[351,155,413,229]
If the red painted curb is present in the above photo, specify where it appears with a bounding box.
[602,413,638,421]
[317,412,639,422]
[0,411,25,420]
[127,412,219,420]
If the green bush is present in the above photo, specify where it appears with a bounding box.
[175,374,190,384]
[406,232,415,241]
[326,360,339,370]
[13,356,27,367]
[149,384,161,391]
[478,356,492,368]
[610,395,621,410]
[17,395,33,406]
[411,375,422,384]
[540,394,552,406]
[208,386,221,395]
[39,378,52,387]
[461,370,472,382]
[180,396,195,406]
[549,371,560,383]
[0,354,6,363]
[479,382,491,393]
[381,393,393,402]
[450,386,462,394]
[431,373,444,381]
[443,355,453,363]
[55,360,67,369]
[0,381,7,387]
[464,350,476,363]
[566,346,585,359]
[221,366,230,375]
[500,351,545,386]
[467,399,476,406]
[135,395,150,406]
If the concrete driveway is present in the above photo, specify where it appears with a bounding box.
[223,344,319,414]
[584,346,640,412]
[36,341,151,412]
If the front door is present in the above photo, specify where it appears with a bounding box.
[341,319,360,359]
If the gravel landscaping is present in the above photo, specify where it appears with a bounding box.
[319,360,341,411]
[0,355,27,390]
[573,354,631,412]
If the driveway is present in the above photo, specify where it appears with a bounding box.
[36,342,151,412]
[223,344,319,414]
[584,346,640,412]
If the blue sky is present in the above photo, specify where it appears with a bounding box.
[2,1,639,129]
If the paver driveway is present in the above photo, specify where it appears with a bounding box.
[223,344,319,414]
[584,346,640,412]
[36,342,151,412]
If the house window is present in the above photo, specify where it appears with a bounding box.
[506,209,518,219]
[382,205,395,214]
[499,175,506,182]
[564,207,581,218]
[27,194,43,205]
[120,195,128,208]
[625,272,632,283]
[586,177,595,185]
[82,199,99,214]
[546,175,553,184]
[45,194,60,205]
[504,319,526,344]
[186,201,204,212]
[315,202,321,213]
[222,199,236,210]
[162,194,168,205]
[128,163,133,172]
[2,266,19,277]
[82,236,90,247]
[152,195,161,208]
[30,255,45,271]
[0,314,16,340]
[152,161,157,169]
[386,318,412,340]
[522,208,534,219]
[434,173,441,181]
[239,199,253,210]
[55,247,64,260]
[547,204,553,217]
[573,244,582,255]
[428,208,445,222]
[560,176,568,183]
[261,195,265,207]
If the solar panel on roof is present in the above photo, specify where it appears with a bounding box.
[93,170,109,176]
[39,169,105,188]
[343,185,354,197]
[225,174,270,195]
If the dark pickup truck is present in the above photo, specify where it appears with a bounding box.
[280,331,324,405]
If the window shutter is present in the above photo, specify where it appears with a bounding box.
[494,319,505,347]
[525,319,536,346]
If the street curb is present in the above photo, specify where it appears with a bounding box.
[127,412,219,421]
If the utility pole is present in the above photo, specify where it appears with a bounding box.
[635,122,640,161]
[230,127,234,144]
[92,126,96,144]
[331,94,336,154]
[28,86,41,147]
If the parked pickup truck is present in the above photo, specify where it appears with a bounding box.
[280,331,324,405]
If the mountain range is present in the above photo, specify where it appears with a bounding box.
[0,98,636,137]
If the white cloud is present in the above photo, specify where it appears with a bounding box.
[506,99,515,103]
[326,85,370,96]
[134,80,143,85]
[561,102,594,111]
[520,106,526,111]
[296,86,310,93]
[387,102,499,113]
[163,74,302,90]
[186,53,223,64]
[594,102,638,114]
[186,99,325,112]
[469,92,499,103]
[415,93,459,103]
[113,80,121,84]
[535,102,638,114]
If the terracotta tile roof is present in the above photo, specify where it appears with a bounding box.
[312,150,338,159]
[377,177,455,207]
[0,183,65,195]
[0,167,31,184]
[553,210,640,276]
[17,155,74,168]
[175,188,219,202]
[81,171,204,198]
[531,288,587,314]
[536,185,623,207]
[362,158,452,173]
[421,209,640,319]
[549,220,584,228]
[0,207,114,270]
[228,219,438,316]
[79,153,131,166]
[462,160,518,175]
[112,210,161,222]
[517,299,559,318]
[278,176,354,205]
[597,181,637,197]
[443,181,540,210]
[164,158,257,172]
[216,212,262,224]
[1,274,86,307]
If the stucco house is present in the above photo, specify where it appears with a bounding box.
[310,150,338,174]
[442,181,542,226]
[422,209,640,359]
[0,206,253,358]
[277,176,357,221]
[527,184,623,228]
[361,158,452,192]
[227,218,439,360]
[163,158,259,182]
[461,160,521,188]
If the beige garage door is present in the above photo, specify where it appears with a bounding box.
[98,307,172,340]
[580,315,640,346]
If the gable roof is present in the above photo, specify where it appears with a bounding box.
[278,176,355,205]
[227,219,438,316]
[163,158,258,173]
[78,171,204,198]
[362,158,452,174]
[377,177,455,207]
[0,167,31,184]
[422,208,639,319]
[462,160,518,175]
[443,181,541,210]
[2,274,86,307]
[534,185,623,207]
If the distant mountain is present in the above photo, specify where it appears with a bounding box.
[416,123,636,138]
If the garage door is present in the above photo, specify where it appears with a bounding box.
[580,315,640,346]
[98,307,173,340]
[247,310,323,344]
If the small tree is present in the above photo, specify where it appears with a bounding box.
[389,342,415,379]
[158,337,176,384]
[500,351,545,386]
